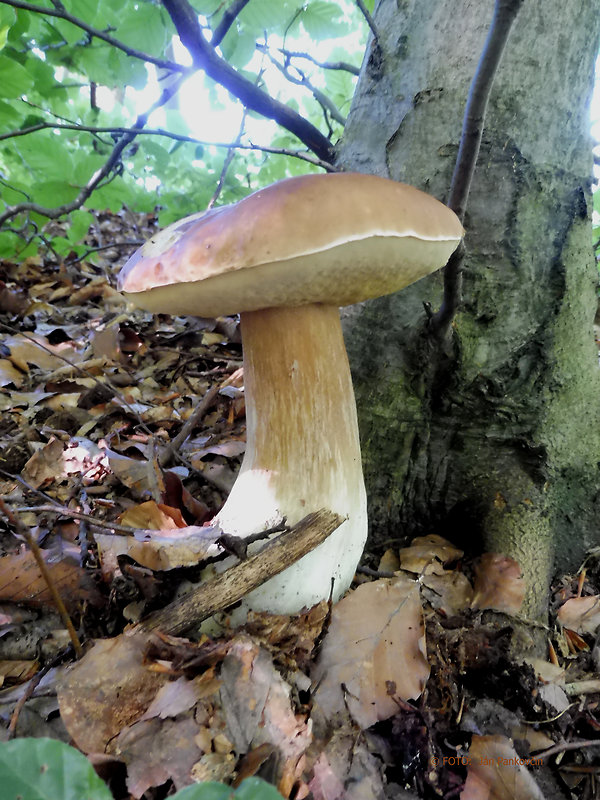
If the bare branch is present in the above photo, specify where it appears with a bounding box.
[430,0,525,340]
[208,111,248,208]
[266,46,360,76]
[0,121,336,171]
[0,76,184,227]
[0,0,185,73]
[211,0,251,48]
[263,49,347,127]
[355,0,379,40]
[161,0,335,163]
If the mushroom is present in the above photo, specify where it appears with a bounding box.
[118,173,463,614]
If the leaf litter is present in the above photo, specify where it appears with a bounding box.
[0,212,600,799]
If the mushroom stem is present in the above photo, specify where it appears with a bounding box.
[214,303,367,613]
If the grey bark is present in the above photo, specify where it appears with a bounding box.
[339,0,600,617]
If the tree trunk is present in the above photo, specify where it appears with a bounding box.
[339,0,600,618]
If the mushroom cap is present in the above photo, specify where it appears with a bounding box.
[118,172,463,316]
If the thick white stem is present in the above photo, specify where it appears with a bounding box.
[214,304,367,613]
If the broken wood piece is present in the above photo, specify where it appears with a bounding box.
[139,508,344,636]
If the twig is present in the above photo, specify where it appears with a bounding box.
[162,0,335,163]
[355,0,379,40]
[0,499,82,658]
[139,509,343,634]
[207,111,248,209]
[211,0,251,48]
[533,739,600,760]
[0,0,185,73]
[0,74,185,227]
[7,648,72,739]
[264,50,347,127]
[263,46,360,76]
[12,505,142,535]
[0,122,336,171]
[160,368,243,466]
[66,240,144,264]
[429,0,525,340]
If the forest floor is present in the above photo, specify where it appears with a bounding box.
[0,209,599,800]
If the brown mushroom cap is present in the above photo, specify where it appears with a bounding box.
[118,172,463,317]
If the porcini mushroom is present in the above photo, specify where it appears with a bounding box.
[118,173,463,614]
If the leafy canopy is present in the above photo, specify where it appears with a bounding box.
[0,0,369,260]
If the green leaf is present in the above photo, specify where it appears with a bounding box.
[34,180,80,207]
[0,53,34,97]
[0,98,20,129]
[219,27,257,69]
[300,1,349,40]
[0,230,21,258]
[117,4,169,57]
[15,134,74,180]
[0,738,113,800]
[67,209,94,243]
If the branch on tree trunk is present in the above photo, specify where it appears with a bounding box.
[0,0,185,73]
[263,48,347,127]
[211,0,251,48]
[355,0,379,41]
[259,45,361,76]
[161,0,335,163]
[430,0,525,341]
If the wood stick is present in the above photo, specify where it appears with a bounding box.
[139,509,343,636]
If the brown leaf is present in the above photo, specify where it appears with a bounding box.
[21,438,65,488]
[220,636,312,791]
[461,735,545,799]
[312,576,429,729]
[94,524,221,571]
[557,595,600,634]
[399,534,463,576]
[0,549,94,612]
[58,633,168,753]
[471,554,525,614]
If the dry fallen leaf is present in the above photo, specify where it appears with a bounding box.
[0,549,96,612]
[461,735,545,800]
[399,534,463,576]
[471,554,525,614]
[58,633,169,754]
[220,635,312,795]
[422,570,474,616]
[312,576,429,729]
[557,595,600,634]
[94,524,221,571]
[21,438,65,488]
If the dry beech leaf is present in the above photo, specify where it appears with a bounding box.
[119,500,186,531]
[461,735,545,800]
[0,659,39,684]
[557,595,600,634]
[399,534,463,576]
[312,576,429,729]
[94,524,221,571]
[220,635,312,796]
[421,570,474,616]
[0,549,96,612]
[378,548,400,573]
[58,633,168,754]
[0,359,23,387]
[21,438,65,488]
[4,333,82,371]
[471,554,525,614]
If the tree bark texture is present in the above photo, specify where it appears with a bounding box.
[339,0,600,616]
